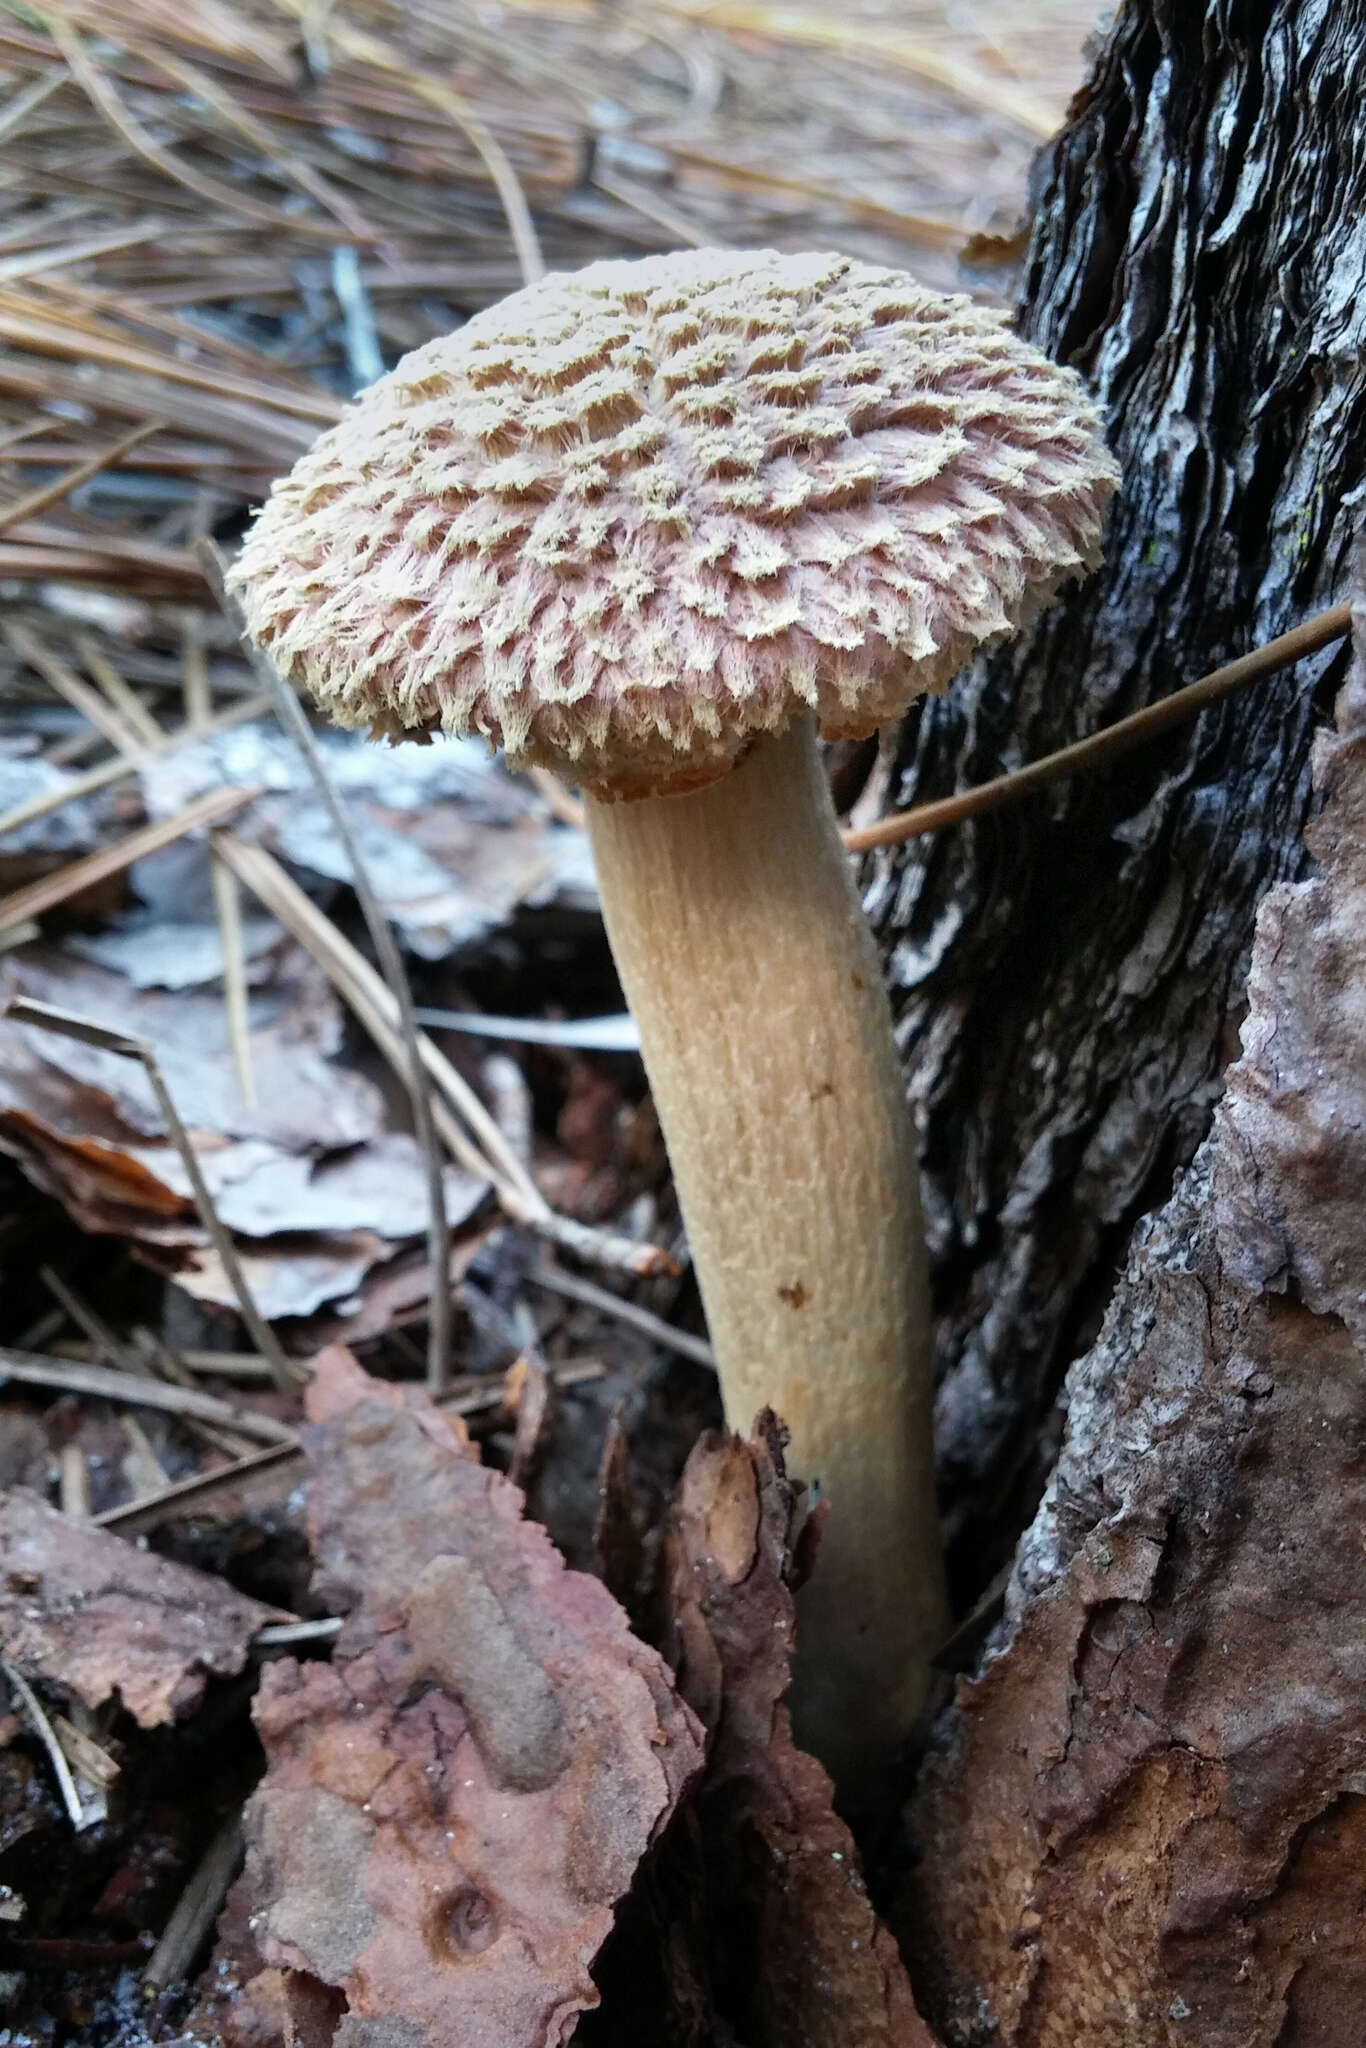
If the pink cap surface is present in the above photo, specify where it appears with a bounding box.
[231,249,1118,797]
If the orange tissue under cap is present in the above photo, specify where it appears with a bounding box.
[229,248,1118,799]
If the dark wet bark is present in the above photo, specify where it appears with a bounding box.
[867,0,1365,1599]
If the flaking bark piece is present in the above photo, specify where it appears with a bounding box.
[237,1346,703,2048]
[662,1415,942,2048]
[900,577,1366,2043]
[0,1487,282,1727]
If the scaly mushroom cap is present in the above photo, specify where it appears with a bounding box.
[230,249,1118,797]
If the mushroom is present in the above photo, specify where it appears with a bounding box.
[229,249,1117,1790]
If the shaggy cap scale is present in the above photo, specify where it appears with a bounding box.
[230,249,1118,797]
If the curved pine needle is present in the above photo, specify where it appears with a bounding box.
[844,604,1354,854]
[39,8,352,243]
[268,1,546,285]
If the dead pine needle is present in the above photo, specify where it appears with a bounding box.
[209,829,257,1108]
[1,1656,85,1829]
[844,602,1354,853]
[0,1344,295,1444]
[200,540,454,1395]
[0,781,261,932]
[0,417,164,535]
[0,692,271,843]
[212,833,675,1280]
[143,1812,245,1991]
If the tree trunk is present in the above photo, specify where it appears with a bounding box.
[872,3,1366,2040]
[866,0,1364,1593]
[903,590,1366,2041]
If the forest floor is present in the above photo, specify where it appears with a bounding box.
[0,5,1099,2042]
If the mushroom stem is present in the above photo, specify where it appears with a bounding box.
[586,713,947,1787]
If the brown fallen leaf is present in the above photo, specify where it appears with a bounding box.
[212,1346,703,2047]
[0,1487,283,1727]
[658,1415,942,2048]
[0,946,487,1320]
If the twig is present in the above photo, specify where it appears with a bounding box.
[200,540,452,1395]
[529,1264,715,1369]
[844,603,1355,854]
[175,1349,274,1381]
[0,781,260,931]
[96,1440,299,1535]
[58,1442,90,1518]
[1,1657,85,1828]
[0,1343,295,1442]
[40,1263,148,1377]
[143,1812,244,1991]
[2,997,297,1395]
[95,1361,606,1535]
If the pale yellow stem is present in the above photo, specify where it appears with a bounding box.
[586,714,947,1787]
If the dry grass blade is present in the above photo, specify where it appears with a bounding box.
[0,781,260,931]
[843,603,1355,853]
[2,997,298,1395]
